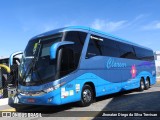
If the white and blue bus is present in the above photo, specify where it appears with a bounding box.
[10,26,156,107]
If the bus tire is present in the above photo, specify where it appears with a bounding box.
[145,78,150,90]
[79,84,94,107]
[139,78,145,91]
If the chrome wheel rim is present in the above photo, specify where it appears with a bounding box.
[146,80,149,88]
[83,89,92,103]
[141,81,145,89]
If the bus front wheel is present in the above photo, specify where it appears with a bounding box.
[79,84,94,107]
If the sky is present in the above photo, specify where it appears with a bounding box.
[0,0,160,57]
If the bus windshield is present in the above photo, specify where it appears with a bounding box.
[19,31,87,86]
[19,33,63,86]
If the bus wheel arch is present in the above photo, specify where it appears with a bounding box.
[78,82,95,107]
[145,76,150,90]
[139,77,145,91]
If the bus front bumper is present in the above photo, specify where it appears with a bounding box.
[17,90,61,106]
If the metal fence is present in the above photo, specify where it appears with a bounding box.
[0,64,18,99]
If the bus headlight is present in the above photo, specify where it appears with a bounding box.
[43,84,60,93]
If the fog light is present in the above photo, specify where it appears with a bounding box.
[48,97,54,102]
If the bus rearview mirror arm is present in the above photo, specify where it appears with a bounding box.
[50,41,74,59]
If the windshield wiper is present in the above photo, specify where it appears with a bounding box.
[22,40,43,85]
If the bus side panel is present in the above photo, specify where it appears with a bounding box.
[119,59,156,91]
[80,56,156,94]
[60,72,123,105]
[80,56,123,96]
[60,73,99,104]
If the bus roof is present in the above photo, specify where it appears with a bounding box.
[32,26,152,51]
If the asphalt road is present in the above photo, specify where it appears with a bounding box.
[0,83,160,120]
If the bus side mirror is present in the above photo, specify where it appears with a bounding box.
[50,41,74,59]
[9,51,23,67]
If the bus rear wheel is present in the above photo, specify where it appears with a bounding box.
[145,78,150,90]
[79,84,94,107]
[139,79,145,91]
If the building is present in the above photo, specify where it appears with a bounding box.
[155,51,160,81]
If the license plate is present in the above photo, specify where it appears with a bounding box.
[27,98,35,103]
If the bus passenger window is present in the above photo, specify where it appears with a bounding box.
[118,43,136,59]
[86,35,103,58]
[86,35,119,58]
